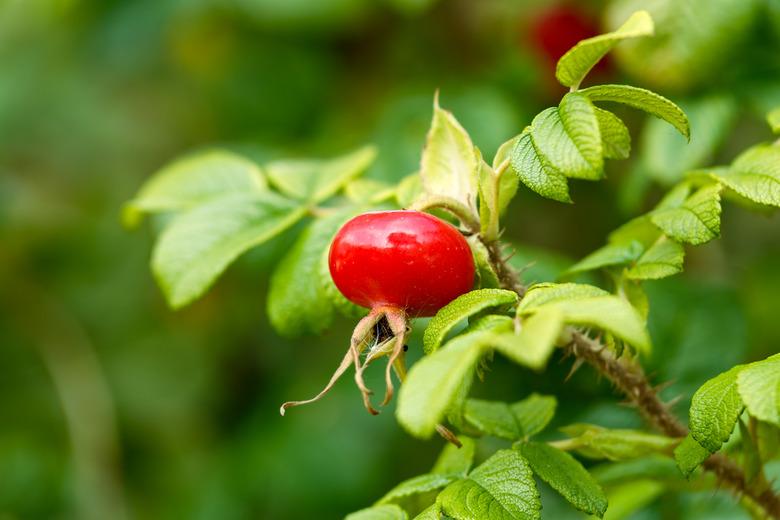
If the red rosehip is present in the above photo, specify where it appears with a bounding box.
[328,210,475,317]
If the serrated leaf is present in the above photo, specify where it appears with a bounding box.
[346,504,409,520]
[689,365,745,453]
[708,143,780,208]
[464,395,558,442]
[432,437,476,475]
[517,442,607,517]
[768,107,780,134]
[546,296,650,353]
[559,424,677,461]
[491,306,564,370]
[595,108,631,160]
[397,331,492,438]
[265,145,377,203]
[420,95,479,212]
[624,236,685,280]
[737,353,780,427]
[531,93,604,180]
[467,236,501,289]
[650,184,722,245]
[378,473,460,505]
[511,394,557,438]
[438,450,541,520]
[517,283,609,313]
[674,434,710,478]
[556,10,653,89]
[267,208,357,337]
[510,129,571,203]
[566,240,644,274]
[152,193,305,308]
[413,504,442,520]
[580,84,690,140]
[124,150,267,227]
[423,289,518,354]
[639,95,737,185]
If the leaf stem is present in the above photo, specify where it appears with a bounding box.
[486,244,780,519]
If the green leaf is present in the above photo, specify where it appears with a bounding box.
[346,504,409,520]
[510,129,571,203]
[708,143,780,208]
[689,365,745,453]
[532,295,651,353]
[768,107,780,134]
[595,108,631,160]
[265,145,377,203]
[413,504,442,520]
[674,434,710,478]
[624,236,685,280]
[650,184,722,245]
[420,94,479,212]
[559,424,677,461]
[397,331,491,438]
[600,479,664,520]
[510,394,558,438]
[579,84,690,140]
[267,208,357,337]
[378,473,460,505]
[124,149,267,227]
[491,306,564,370]
[531,93,603,181]
[397,173,424,208]
[737,354,780,426]
[346,179,395,204]
[463,394,558,442]
[517,442,607,517]
[639,95,736,185]
[566,240,644,274]
[423,289,518,354]
[556,10,654,89]
[739,419,762,484]
[152,193,305,308]
[467,236,501,289]
[592,456,681,485]
[608,216,662,248]
[438,450,541,520]
[517,283,609,313]
[431,436,476,475]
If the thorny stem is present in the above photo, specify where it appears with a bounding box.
[485,238,780,519]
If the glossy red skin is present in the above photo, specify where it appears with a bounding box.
[329,211,475,317]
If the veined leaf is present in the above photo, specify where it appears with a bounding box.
[377,473,459,505]
[595,107,631,160]
[517,283,609,313]
[265,145,377,203]
[674,434,710,478]
[492,306,564,370]
[432,436,476,475]
[580,84,690,140]
[423,289,518,354]
[124,150,266,227]
[438,450,541,520]
[517,442,607,517]
[689,365,745,453]
[559,424,677,461]
[346,504,408,520]
[413,504,441,520]
[737,353,780,426]
[650,184,722,245]
[556,10,654,89]
[420,94,480,212]
[464,399,524,440]
[267,208,357,337]
[152,193,305,308]
[397,331,492,438]
[531,93,603,180]
[510,394,558,438]
[708,144,780,208]
[566,240,644,274]
[510,129,571,203]
[768,107,780,134]
[624,236,685,280]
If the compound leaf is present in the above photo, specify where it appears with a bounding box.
[624,236,685,280]
[510,129,571,203]
[595,107,631,160]
[689,365,745,453]
[517,442,607,517]
[708,144,780,208]
[650,184,722,245]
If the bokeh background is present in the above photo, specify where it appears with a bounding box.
[1,0,780,518]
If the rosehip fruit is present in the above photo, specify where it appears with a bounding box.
[328,210,475,317]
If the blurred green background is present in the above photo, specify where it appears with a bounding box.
[1,0,780,518]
